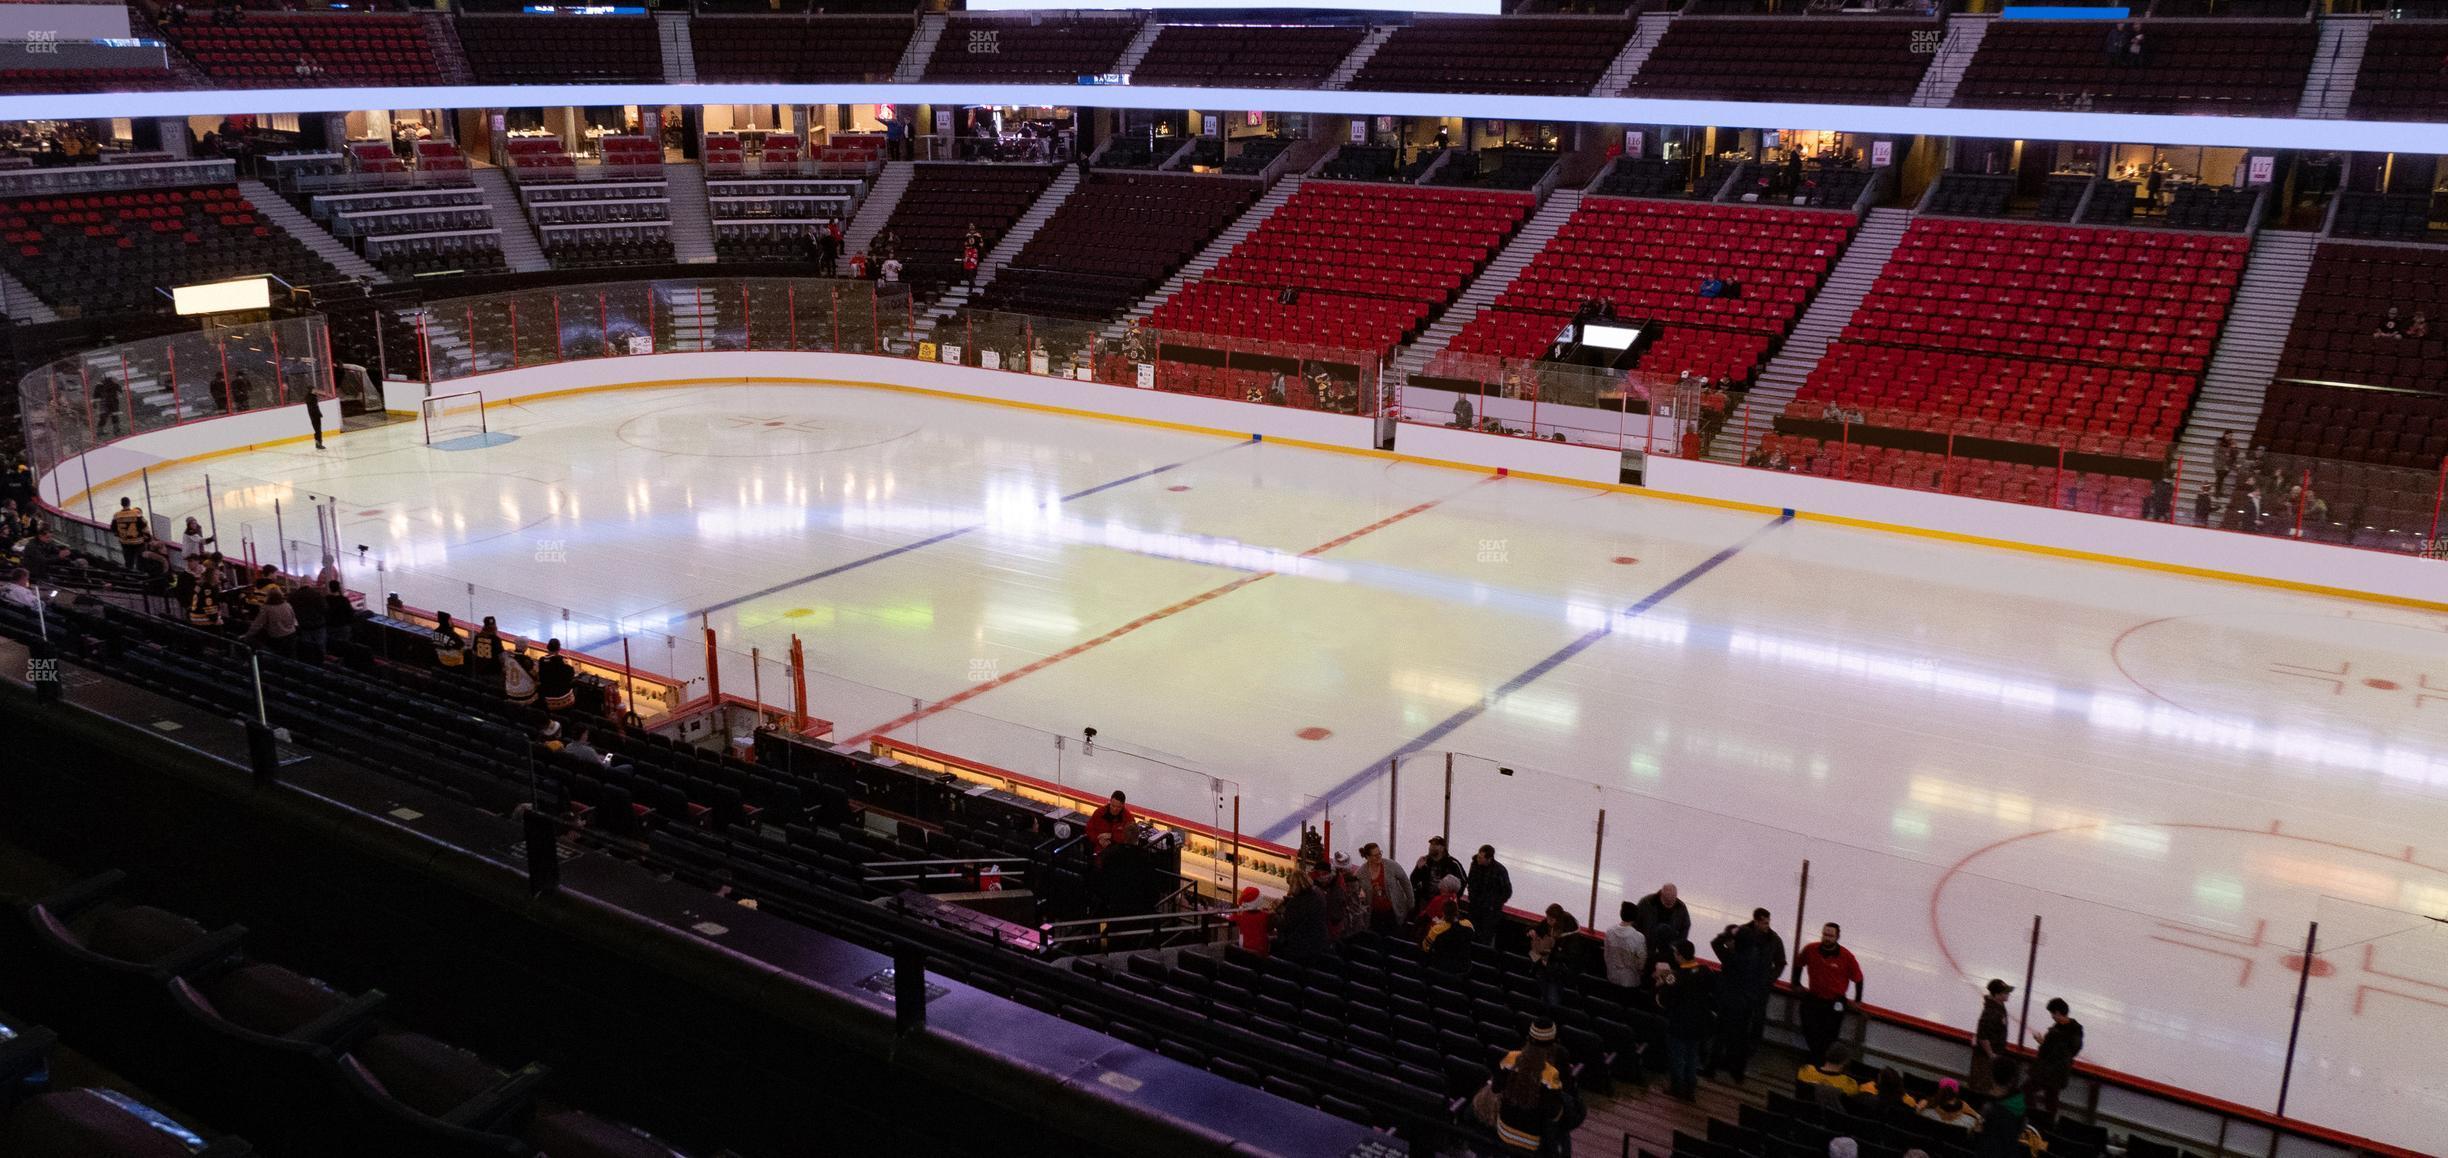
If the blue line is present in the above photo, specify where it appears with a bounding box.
[1255,512,1791,844]
[686,437,1255,619]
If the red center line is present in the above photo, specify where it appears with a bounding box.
[842,483,1486,746]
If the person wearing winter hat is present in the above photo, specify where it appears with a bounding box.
[1228,886,1272,957]
[1487,1020,1565,1152]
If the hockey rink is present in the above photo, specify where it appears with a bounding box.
[126,381,2448,1152]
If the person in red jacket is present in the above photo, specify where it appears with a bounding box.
[1228,886,1272,957]
[1083,790,1132,863]
[1796,921,1865,1065]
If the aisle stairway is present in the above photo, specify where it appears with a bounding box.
[1112,19,1165,78]
[893,13,946,82]
[1323,25,1396,90]
[1907,14,1990,109]
[2172,230,2319,498]
[468,167,550,273]
[236,177,383,282]
[920,166,1081,331]
[1593,12,1673,97]
[1,266,62,323]
[844,161,915,257]
[1395,189,1582,376]
[663,163,716,264]
[658,11,697,83]
[1112,175,1302,336]
[1707,206,1912,463]
[421,9,474,85]
[2296,16,2369,119]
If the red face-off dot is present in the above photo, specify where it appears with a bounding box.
[2363,678,2400,691]
[1611,556,1640,565]
[1296,726,1332,741]
[1167,485,1192,492]
[2278,953,2334,977]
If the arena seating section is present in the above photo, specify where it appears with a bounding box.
[689,15,912,83]
[871,163,1057,292]
[454,15,661,83]
[0,184,341,316]
[1349,17,1631,95]
[1146,181,1531,354]
[0,65,178,93]
[923,14,1140,83]
[1441,199,1854,388]
[973,172,1259,320]
[1623,18,1938,104]
[1789,219,2245,502]
[1,870,723,1158]
[158,13,440,86]
[1129,24,1367,88]
[1954,20,2315,114]
[2279,242,2448,395]
[2349,21,2448,121]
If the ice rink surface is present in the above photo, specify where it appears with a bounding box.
[133,383,2448,1152]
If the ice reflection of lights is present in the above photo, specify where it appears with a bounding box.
[1391,670,1579,729]
[696,505,810,540]
[1564,603,1689,645]
[1730,631,2059,711]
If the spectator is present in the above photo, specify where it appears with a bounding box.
[2145,474,2175,522]
[2030,997,2084,1118]
[1528,904,1578,1006]
[1083,791,1132,856]
[502,648,538,707]
[180,518,214,571]
[1486,1020,1565,1152]
[2410,312,2431,339]
[1,566,38,614]
[2125,28,2145,66]
[1867,1067,1923,1121]
[1797,922,1865,1065]
[315,554,340,589]
[1467,845,1512,938]
[470,615,504,674]
[1796,1042,1865,1099]
[1275,868,1331,965]
[2212,431,2238,491]
[563,727,610,767]
[321,581,354,654]
[1698,275,1727,299]
[93,376,125,437]
[305,391,325,450]
[1659,939,1714,1100]
[1603,901,1648,989]
[1422,879,1473,971]
[1919,1078,1982,1131]
[881,255,903,284]
[1420,871,1463,928]
[2104,20,2129,64]
[1973,1059,2029,1158]
[2375,307,2405,338]
[1633,882,1692,956]
[110,497,147,568]
[2193,484,2214,526]
[187,557,226,628]
[1323,854,1364,940]
[848,251,868,280]
[1971,978,2012,1093]
[1228,885,1272,957]
[1410,837,1464,919]
[1356,843,1411,934]
[2237,483,2268,532]
[529,637,575,710]
[241,588,297,656]
[1710,907,1788,1079]
[290,573,326,661]
[432,610,466,672]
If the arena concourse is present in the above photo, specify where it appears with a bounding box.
[1,2,2445,1157]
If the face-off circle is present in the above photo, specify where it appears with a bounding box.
[2110,611,2448,734]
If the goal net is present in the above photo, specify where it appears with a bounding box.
[421,390,487,447]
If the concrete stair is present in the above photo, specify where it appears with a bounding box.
[921,166,1080,331]
[657,11,697,84]
[1323,25,1395,90]
[1709,206,1913,463]
[2171,230,2319,498]
[662,163,717,264]
[844,161,915,257]
[1907,13,1990,109]
[420,10,474,85]
[1111,175,1303,337]
[1594,12,1672,97]
[663,288,719,352]
[2297,16,2370,119]
[893,13,946,83]
[1113,19,1165,78]
[468,167,551,274]
[0,267,60,323]
[236,177,384,282]
[1395,190,1582,376]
